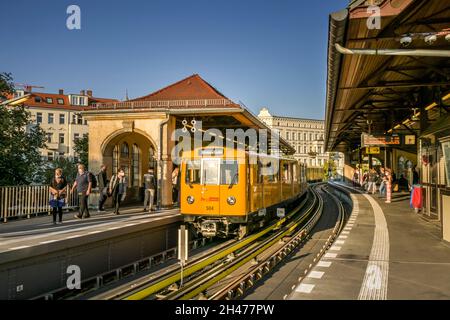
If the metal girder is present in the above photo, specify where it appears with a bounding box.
[340,81,450,90]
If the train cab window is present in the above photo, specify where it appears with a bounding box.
[221,160,239,185]
[185,160,201,184]
[201,159,220,185]
[293,164,298,182]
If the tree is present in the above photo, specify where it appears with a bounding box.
[43,157,78,184]
[73,133,89,168]
[0,73,47,186]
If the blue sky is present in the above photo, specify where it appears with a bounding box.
[1,0,349,119]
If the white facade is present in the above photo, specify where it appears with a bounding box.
[29,107,88,162]
[258,108,343,170]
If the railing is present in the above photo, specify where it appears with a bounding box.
[90,99,237,110]
[0,185,78,223]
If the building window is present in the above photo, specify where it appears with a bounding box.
[46,97,53,104]
[132,144,140,187]
[59,114,65,124]
[72,114,77,124]
[84,119,88,125]
[112,145,119,175]
[121,142,129,158]
[304,146,307,154]
[57,98,64,105]
[48,113,54,124]
[77,115,83,125]
[35,96,42,103]
[48,152,54,161]
[59,133,65,144]
[36,112,42,124]
[47,133,53,143]
[74,133,80,142]
[318,146,322,154]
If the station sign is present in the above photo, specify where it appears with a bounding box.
[404,135,416,145]
[361,134,400,147]
[365,147,380,155]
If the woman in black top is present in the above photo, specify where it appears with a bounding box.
[109,168,127,215]
[49,168,68,224]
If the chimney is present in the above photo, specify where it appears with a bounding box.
[58,89,64,95]
[86,90,93,97]
[80,90,85,96]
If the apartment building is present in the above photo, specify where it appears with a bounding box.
[8,89,118,162]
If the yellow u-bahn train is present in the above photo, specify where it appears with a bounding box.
[180,146,308,238]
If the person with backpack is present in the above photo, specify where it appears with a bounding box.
[143,168,156,212]
[71,164,92,219]
[109,168,127,215]
[97,164,109,212]
[49,168,67,224]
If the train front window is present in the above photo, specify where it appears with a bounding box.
[201,159,220,185]
[221,160,238,185]
[185,160,201,184]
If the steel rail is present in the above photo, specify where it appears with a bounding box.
[112,190,311,300]
[163,185,323,300]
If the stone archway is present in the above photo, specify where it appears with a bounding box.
[102,131,157,204]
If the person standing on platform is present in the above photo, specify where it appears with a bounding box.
[109,168,127,215]
[379,167,386,198]
[143,168,156,212]
[172,166,180,206]
[385,168,392,204]
[49,168,67,225]
[367,169,377,194]
[97,164,109,212]
[71,164,92,219]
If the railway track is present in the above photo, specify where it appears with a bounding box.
[92,184,328,300]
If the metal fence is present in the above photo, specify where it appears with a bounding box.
[0,185,79,223]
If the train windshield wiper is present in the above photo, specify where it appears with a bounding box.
[228,173,238,189]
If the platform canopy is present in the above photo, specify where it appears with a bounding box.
[88,74,296,155]
[325,0,450,153]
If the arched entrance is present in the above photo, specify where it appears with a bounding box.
[102,131,157,204]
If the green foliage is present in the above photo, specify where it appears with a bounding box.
[43,157,78,184]
[0,74,47,186]
[0,72,14,100]
[73,133,89,169]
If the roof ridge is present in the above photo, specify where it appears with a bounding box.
[131,74,229,101]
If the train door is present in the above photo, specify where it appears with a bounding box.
[219,159,246,216]
[181,159,202,214]
[200,158,221,215]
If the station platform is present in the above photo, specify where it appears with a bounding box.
[290,183,450,300]
[0,206,181,262]
[0,206,182,299]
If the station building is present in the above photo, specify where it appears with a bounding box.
[83,74,295,208]
[325,0,450,240]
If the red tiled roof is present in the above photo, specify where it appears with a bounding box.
[17,92,119,111]
[131,74,230,101]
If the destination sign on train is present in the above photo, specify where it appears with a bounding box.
[198,148,224,156]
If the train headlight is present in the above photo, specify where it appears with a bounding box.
[227,196,236,206]
[187,196,195,204]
